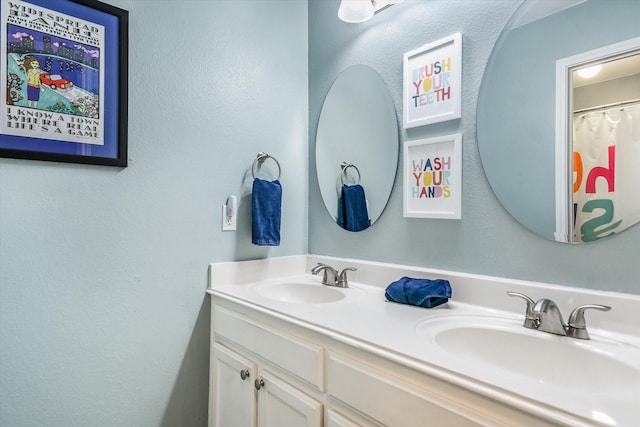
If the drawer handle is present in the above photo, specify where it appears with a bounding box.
[254,378,265,390]
[240,369,250,381]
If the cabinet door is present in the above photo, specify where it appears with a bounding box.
[211,343,258,427]
[326,409,367,427]
[256,370,322,427]
[328,352,484,427]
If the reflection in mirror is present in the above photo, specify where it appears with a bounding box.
[571,53,640,242]
[477,0,640,243]
[555,39,640,242]
[316,65,398,232]
[337,162,370,232]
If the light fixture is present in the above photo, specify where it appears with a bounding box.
[338,0,374,23]
[577,64,602,79]
[338,0,404,24]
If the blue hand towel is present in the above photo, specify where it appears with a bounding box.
[337,184,370,232]
[252,178,282,246]
[385,277,452,308]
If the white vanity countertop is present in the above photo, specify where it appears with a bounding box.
[207,255,640,427]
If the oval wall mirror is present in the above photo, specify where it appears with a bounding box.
[477,0,640,243]
[316,65,399,231]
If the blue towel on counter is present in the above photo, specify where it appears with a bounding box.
[337,184,370,232]
[385,277,452,308]
[252,178,282,246]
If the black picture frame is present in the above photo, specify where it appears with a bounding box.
[0,0,128,167]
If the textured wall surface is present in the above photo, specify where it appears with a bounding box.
[308,0,640,294]
[0,1,308,425]
[1,0,639,425]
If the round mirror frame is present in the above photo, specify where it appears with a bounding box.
[315,65,399,231]
[476,0,640,243]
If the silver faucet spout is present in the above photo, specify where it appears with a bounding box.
[532,299,567,336]
[508,291,611,340]
[311,263,339,286]
[310,263,327,275]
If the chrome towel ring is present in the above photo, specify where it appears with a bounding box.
[252,152,281,180]
[340,162,361,185]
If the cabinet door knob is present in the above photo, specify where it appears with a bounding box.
[254,378,265,390]
[240,369,250,381]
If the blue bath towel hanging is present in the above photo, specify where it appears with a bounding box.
[337,184,370,232]
[252,178,282,246]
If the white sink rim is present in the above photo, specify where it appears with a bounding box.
[253,281,346,304]
[415,314,640,393]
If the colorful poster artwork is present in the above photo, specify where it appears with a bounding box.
[403,33,461,128]
[404,135,462,219]
[410,154,452,200]
[1,0,105,145]
[409,56,453,114]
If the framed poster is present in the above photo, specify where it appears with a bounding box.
[0,0,128,166]
[403,134,462,219]
[403,32,461,129]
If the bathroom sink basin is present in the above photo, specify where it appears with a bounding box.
[415,315,640,392]
[255,282,346,304]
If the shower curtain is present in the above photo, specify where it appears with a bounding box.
[573,103,640,242]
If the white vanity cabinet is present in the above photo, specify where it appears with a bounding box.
[210,301,324,427]
[325,410,366,427]
[209,295,566,427]
[256,369,323,427]
[211,343,256,427]
[211,342,323,427]
[208,256,640,426]
[327,351,484,426]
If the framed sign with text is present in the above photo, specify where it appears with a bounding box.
[0,0,128,166]
[403,33,461,129]
[404,134,462,219]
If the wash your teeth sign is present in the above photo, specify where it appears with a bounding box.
[403,33,462,129]
[404,134,462,219]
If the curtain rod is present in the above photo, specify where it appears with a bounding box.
[574,98,640,114]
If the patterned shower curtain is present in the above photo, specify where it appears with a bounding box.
[573,103,640,242]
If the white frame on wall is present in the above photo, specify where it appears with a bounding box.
[403,134,462,219]
[403,32,462,129]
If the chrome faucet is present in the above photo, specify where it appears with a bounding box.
[507,292,610,340]
[311,263,356,288]
[532,298,568,336]
[311,263,338,286]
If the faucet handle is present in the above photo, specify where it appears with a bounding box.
[337,267,357,288]
[311,263,338,286]
[507,292,539,329]
[566,304,611,339]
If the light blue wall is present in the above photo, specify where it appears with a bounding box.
[2,0,639,425]
[0,1,307,425]
[308,0,640,295]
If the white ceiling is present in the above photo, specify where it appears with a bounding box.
[573,52,640,87]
